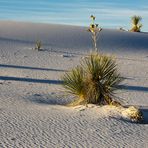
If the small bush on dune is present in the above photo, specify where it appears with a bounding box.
[122,106,143,122]
[62,52,123,106]
[34,40,42,51]
[130,15,142,32]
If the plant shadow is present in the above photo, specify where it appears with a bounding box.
[140,108,148,124]
[0,76,63,84]
[118,85,148,92]
[47,48,85,56]
[25,93,72,105]
[0,64,66,72]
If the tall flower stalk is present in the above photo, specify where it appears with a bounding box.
[88,15,102,52]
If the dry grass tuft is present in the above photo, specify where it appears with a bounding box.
[122,106,143,122]
[34,40,42,51]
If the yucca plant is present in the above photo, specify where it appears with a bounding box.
[130,15,142,32]
[88,15,102,52]
[35,40,42,51]
[62,52,123,106]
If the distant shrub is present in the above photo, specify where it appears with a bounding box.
[130,15,142,32]
[34,40,42,51]
[62,52,123,106]
[88,15,102,52]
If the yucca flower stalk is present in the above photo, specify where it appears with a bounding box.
[130,15,142,32]
[88,15,102,52]
[62,52,123,106]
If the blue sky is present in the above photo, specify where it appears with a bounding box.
[0,0,148,31]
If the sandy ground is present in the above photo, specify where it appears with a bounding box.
[0,21,148,148]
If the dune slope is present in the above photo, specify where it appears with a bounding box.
[0,21,148,148]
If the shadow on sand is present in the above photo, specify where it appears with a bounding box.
[25,93,71,105]
[140,108,148,124]
[0,64,66,72]
[0,76,63,84]
[118,85,148,92]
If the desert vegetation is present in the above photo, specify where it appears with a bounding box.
[122,106,143,122]
[130,15,142,32]
[34,40,42,51]
[61,16,145,122]
[62,52,123,106]
[88,15,102,52]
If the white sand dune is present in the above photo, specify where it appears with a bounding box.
[0,21,148,148]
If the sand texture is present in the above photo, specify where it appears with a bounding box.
[0,21,148,148]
